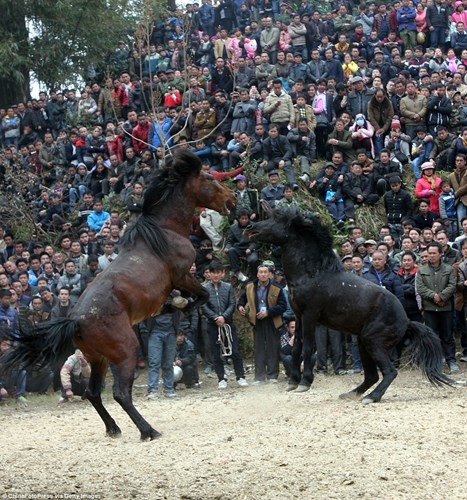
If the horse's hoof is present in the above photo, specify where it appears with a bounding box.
[106,428,122,438]
[361,397,376,405]
[339,391,359,400]
[141,429,162,441]
[172,296,189,309]
[286,383,298,392]
[295,384,310,393]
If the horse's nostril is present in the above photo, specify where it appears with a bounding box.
[245,224,253,231]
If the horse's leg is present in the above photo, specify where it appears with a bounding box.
[296,313,316,393]
[360,337,398,405]
[174,273,209,312]
[110,327,161,440]
[339,338,379,401]
[84,355,122,438]
[287,317,302,391]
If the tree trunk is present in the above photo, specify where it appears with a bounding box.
[0,1,30,106]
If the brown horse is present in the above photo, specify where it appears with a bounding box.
[5,150,235,440]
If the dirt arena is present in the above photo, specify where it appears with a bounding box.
[1,367,466,500]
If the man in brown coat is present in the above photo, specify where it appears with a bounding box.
[193,99,217,143]
[400,80,427,139]
[448,153,467,226]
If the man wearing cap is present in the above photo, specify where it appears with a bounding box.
[383,175,413,228]
[260,170,285,208]
[316,161,345,225]
[347,76,375,118]
[369,48,396,85]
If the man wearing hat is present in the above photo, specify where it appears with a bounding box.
[347,75,375,117]
[369,48,396,85]
[260,170,285,208]
[383,174,413,228]
[315,162,345,226]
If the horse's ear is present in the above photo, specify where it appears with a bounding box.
[261,200,274,218]
[171,150,202,176]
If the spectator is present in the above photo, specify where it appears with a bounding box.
[238,264,287,384]
[201,261,248,389]
[416,242,459,373]
[58,349,91,404]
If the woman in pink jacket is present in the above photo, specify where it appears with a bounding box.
[415,161,443,216]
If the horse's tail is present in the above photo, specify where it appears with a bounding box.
[2,318,78,371]
[405,321,454,387]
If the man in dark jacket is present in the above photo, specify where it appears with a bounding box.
[174,331,198,388]
[347,76,375,117]
[343,161,380,221]
[225,210,258,282]
[383,175,413,226]
[202,261,248,389]
[361,251,405,305]
[427,84,452,137]
[261,124,298,189]
[426,0,449,50]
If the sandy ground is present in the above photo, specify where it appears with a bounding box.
[1,366,467,500]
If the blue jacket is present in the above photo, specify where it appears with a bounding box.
[397,7,416,31]
[362,265,405,306]
[199,4,215,25]
[87,210,110,231]
[0,305,19,339]
[149,117,173,150]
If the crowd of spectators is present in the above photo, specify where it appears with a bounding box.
[2,0,467,403]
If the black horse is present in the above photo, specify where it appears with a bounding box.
[248,207,453,404]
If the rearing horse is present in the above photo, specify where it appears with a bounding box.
[248,207,453,404]
[5,150,235,440]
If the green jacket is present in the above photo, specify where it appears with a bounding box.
[415,262,456,312]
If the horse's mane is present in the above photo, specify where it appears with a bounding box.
[277,208,343,273]
[142,150,202,214]
[121,150,202,259]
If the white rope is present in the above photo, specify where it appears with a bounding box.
[217,324,233,357]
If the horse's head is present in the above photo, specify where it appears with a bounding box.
[143,150,235,216]
[247,206,293,245]
[195,170,236,216]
